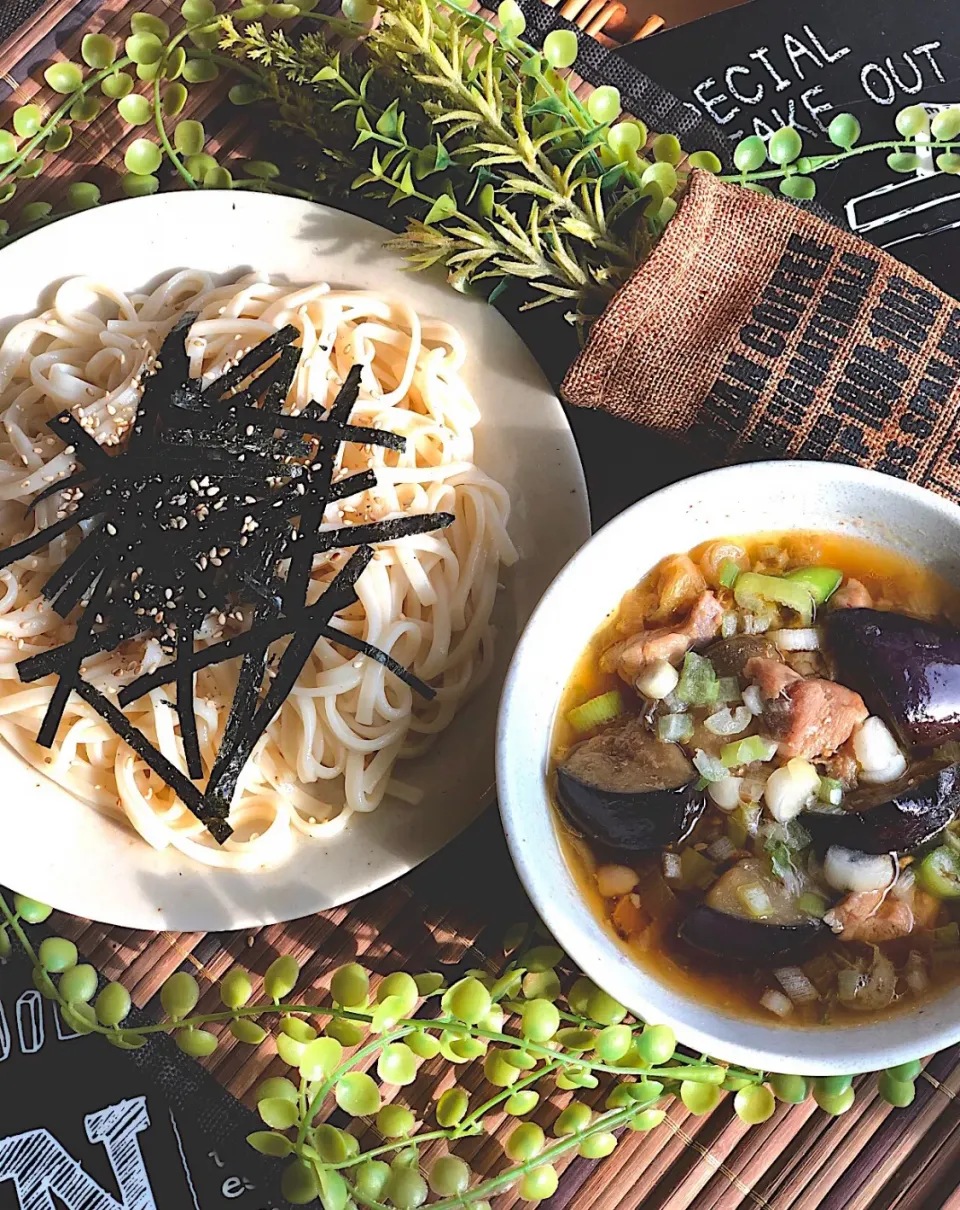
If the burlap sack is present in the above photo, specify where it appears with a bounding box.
[562,170,960,501]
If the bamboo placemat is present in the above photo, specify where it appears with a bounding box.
[1,1,959,1206]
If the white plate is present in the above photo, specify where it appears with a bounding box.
[0,191,589,931]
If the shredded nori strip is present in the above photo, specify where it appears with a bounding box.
[74,679,232,843]
[0,495,103,569]
[29,469,95,510]
[200,323,299,402]
[5,321,452,843]
[286,365,361,610]
[176,625,203,780]
[202,545,375,816]
[118,544,374,706]
[307,512,455,557]
[50,411,111,471]
[316,622,436,700]
[199,529,291,817]
[41,518,105,607]
[129,311,195,452]
[37,551,118,748]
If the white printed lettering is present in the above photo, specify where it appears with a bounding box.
[726,65,763,105]
[886,52,923,95]
[803,25,851,65]
[861,62,896,105]
[783,32,822,80]
[54,1003,83,1043]
[801,85,833,132]
[913,42,945,82]
[749,47,791,92]
[693,78,740,125]
[770,98,818,139]
[0,1098,155,1210]
[16,992,43,1056]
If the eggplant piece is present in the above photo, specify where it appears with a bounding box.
[802,760,960,854]
[555,713,706,852]
[678,858,825,964]
[680,908,826,965]
[824,608,960,749]
[703,635,780,679]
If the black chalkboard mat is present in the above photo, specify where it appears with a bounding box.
[0,939,292,1210]
[620,0,960,295]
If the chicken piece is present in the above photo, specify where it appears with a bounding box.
[609,591,724,681]
[911,888,942,931]
[610,630,689,674]
[758,674,868,761]
[648,554,706,622]
[824,888,914,943]
[822,740,859,788]
[744,656,802,699]
[784,649,827,679]
[831,578,872,609]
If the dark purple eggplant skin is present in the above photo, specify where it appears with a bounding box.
[555,768,706,852]
[679,907,826,965]
[824,608,960,749]
[802,761,960,854]
[704,635,779,679]
[555,713,706,852]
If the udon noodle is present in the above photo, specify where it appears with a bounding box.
[0,271,515,869]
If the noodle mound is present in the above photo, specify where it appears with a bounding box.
[0,272,515,869]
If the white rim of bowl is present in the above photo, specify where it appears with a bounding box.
[496,460,960,1075]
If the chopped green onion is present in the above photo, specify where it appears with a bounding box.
[916,846,960,900]
[737,883,772,918]
[704,706,751,736]
[717,676,741,703]
[739,804,763,838]
[566,690,622,735]
[785,566,843,605]
[662,688,687,713]
[658,713,693,744]
[797,892,828,918]
[720,611,738,638]
[734,572,815,625]
[818,777,843,806]
[677,651,719,707]
[680,848,716,890]
[727,812,748,849]
[721,735,779,768]
[693,748,727,783]
[766,840,795,882]
[718,558,741,589]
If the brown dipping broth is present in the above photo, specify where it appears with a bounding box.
[554,532,960,1027]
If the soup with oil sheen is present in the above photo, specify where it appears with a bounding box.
[553,532,960,1027]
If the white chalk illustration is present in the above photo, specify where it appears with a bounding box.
[845,102,960,248]
[0,1097,156,1210]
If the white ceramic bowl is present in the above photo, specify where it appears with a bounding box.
[497,460,960,1075]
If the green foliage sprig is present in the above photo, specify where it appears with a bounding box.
[1,888,928,1209]
[218,0,691,321]
[3,0,960,327]
[724,106,960,201]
